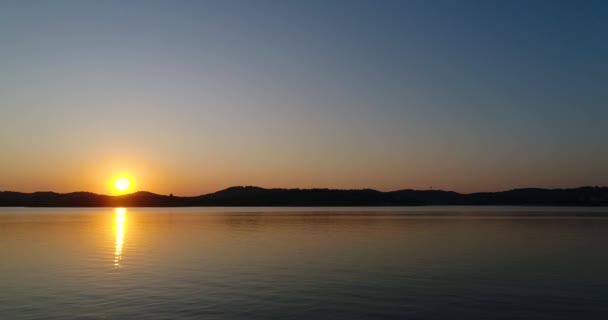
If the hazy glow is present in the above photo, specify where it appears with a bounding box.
[114,208,126,268]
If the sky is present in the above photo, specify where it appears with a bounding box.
[0,0,607,195]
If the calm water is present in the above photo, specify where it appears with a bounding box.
[1,207,607,319]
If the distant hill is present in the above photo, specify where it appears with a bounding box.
[1,186,607,207]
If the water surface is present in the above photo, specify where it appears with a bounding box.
[1,207,607,319]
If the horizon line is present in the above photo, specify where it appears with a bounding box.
[2,185,607,198]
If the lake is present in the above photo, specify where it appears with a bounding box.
[1,207,607,319]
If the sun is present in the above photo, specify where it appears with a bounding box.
[114,178,131,193]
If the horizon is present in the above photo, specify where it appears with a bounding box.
[3,184,607,207]
[3,184,607,197]
[1,1,607,195]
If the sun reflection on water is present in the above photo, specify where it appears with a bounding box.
[114,208,126,268]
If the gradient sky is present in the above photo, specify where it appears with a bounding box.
[1,0,607,195]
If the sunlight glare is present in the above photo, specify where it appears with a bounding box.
[114,178,130,193]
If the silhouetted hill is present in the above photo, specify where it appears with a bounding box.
[189,186,422,206]
[1,186,607,207]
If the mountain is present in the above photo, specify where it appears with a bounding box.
[1,186,607,207]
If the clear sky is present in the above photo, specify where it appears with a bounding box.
[1,0,606,195]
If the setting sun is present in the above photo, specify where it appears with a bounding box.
[114,178,131,193]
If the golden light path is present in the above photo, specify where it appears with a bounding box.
[114,208,126,268]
